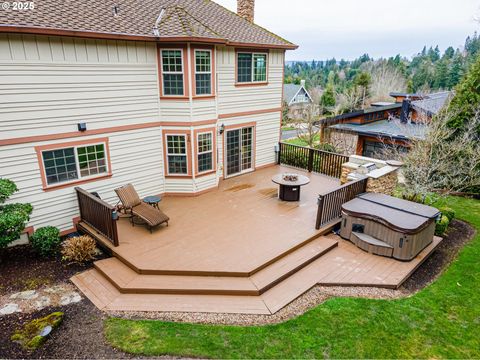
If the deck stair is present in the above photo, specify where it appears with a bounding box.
[72,237,338,314]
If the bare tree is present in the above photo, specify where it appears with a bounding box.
[294,103,322,148]
[379,109,480,200]
[366,61,407,102]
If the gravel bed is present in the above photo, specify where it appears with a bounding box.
[109,219,475,326]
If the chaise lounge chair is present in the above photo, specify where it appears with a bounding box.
[114,184,169,233]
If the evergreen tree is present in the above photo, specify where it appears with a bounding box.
[446,54,480,133]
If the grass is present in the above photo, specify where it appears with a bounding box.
[104,196,480,359]
[281,126,296,131]
[284,134,320,147]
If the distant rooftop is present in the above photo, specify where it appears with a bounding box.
[411,91,452,116]
[330,119,427,140]
[283,83,312,105]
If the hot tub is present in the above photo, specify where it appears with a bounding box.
[340,193,440,261]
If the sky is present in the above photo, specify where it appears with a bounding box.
[214,0,480,61]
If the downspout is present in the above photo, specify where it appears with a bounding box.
[187,43,196,192]
[153,8,166,194]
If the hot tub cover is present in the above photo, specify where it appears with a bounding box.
[342,193,440,233]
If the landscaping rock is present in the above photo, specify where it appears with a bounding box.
[34,296,51,310]
[59,292,82,306]
[10,290,38,300]
[10,311,63,350]
[43,285,66,294]
[1,303,20,315]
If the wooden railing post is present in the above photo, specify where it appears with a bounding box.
[315,195,324,229]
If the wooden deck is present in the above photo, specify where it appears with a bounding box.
[72,165,443,314]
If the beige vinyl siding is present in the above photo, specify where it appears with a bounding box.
[0,34,159,139]
[216,47,284,115]
[0,128,165,231]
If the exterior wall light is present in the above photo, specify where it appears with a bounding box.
[77,123,87,132]
[219,123,225,135]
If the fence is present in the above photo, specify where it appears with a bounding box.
[75,187,119,247]
[278,142,348,178]
[315,177,368,229]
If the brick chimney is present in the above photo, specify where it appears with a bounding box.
[237,0,255,22]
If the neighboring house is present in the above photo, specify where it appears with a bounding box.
[324,91,452,159]
[283,80,313,119]
[0,0,297,234]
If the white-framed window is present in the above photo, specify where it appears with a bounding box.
[237,52,267,83]
[41,142,108,186]
[166,134,188,175]
[195,50,212,95]
[161,49,184,96]
[197,132,213,173]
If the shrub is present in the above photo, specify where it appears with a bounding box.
[61,235,97,263]
[30,226,61,257]
[439,206,456,222]
[435,215,450,236]
[0,178,33,248]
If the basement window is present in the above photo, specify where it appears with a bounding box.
[41,142,109,186]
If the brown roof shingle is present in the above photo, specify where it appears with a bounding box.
[0,0,297,49]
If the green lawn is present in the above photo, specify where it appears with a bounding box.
[284,134,320,147]
[104,196,480,359]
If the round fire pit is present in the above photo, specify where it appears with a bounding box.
[271,173,310,201]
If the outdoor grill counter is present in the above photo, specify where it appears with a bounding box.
[340,193,440,261]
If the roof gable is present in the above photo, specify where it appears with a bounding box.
[283,83,312,105]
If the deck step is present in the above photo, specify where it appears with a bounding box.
[94,258,259,295]
[351,232,394,257]
[251,237,338,292]
[72,269,270,314]
[93,237,338,296]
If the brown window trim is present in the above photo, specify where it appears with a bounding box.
[35,137,113,191]
[191,45,216,98]
[235,48,269,87]
[194,127,217,176]
[163,129,193,178]
[158,44,190,100]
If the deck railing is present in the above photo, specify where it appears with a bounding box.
[75,187,119,247]
[278,142,348,178]
[315,177,368,229]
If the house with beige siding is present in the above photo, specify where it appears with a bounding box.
[0,0,297,235]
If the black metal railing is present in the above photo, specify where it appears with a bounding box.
[278,142,348,178]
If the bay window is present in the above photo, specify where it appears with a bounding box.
[166,135,188,174]
[197,132,213,173]
[195,50,212,95]
[161,49,184,96]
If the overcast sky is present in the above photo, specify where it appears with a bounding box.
[214,0,480,61]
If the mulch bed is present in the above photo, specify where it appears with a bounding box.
[0,244,107,296]
[0,219,475,357]
[401,219,476,291]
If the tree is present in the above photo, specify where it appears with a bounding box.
[281,100,290,126]
[294,103,321,148]
[366,60,407,101]
[433,59,449,89]
[0,179,33,248]
[354,71,371,108]
[447,54,465,89]
[320,83,336,108]
[446,54,480,133]
[400,109,480,197]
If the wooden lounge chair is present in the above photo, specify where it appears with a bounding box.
[115,184,169,233]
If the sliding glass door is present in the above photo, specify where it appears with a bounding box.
[225,127,253,177]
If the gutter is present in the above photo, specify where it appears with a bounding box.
[0,25,298,49]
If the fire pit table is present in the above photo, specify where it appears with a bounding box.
[272,173,310,201]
